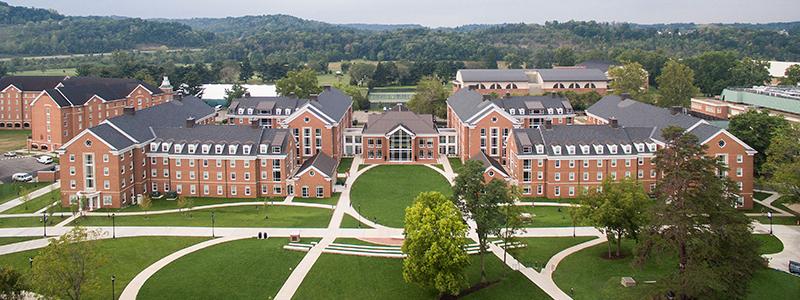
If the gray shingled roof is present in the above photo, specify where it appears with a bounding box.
[513,125,657,156]
[534,68,608,82]
[457,69,529,82]
[446,89,495,122]
[586,95,703,141]
[295,152,338,178]
[491,95,573,111]
[471,151,508,176]
[363,111,437,135]
[0,76,67,91]
[577,60,617,72]
[149,126,291,156]
[687,123,723,143]
[104,96,215,143]
[88,124,135,150]
[307,87,352,123]
[228,87,351,123]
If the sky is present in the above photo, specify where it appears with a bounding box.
[7,0,800,27]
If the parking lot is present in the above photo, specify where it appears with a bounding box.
[0,156,54,183]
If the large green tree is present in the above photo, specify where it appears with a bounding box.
[348,63,376,86]
[616,49,669,86]
[554,47,577,66]
[728,58,770,87]
[636,126,762,300]
[333,83,369,111]
[275,68,323,99]
[402,191,470,296]
[224,83,248,106]
[30,227,107,300]
[686,51,738,95]
[0,267,26,300]
[573,179,650,258]
[762,124,800,201]
[239,59,254,82]
[728,109,788,174]
[407,76,449,118]
[656,60,700,108]
[782,64,800,86]
[609,62,648,95]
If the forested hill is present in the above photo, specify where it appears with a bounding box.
[0,1,215,56]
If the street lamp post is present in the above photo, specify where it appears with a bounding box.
[767,211,773,235]
[42,211,47,237]
[211,211,216,238]
[357,205,361,228]
[28,257,33,269]
[111,275,116,300]
[112,213,116,239]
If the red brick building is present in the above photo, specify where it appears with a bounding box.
[359,110,441,164]
[29,77,173,151]
[291,152,338,198]
[0,76,67,129]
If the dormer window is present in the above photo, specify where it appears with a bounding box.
[646,143,657,152]
[215,145,223,154]
[522,146,531,153]
[150,142,159,152]
[174,144,184,154]
[608,144,618,154]
[580,145,590,154]
[510,109,515,115]
[237,108,244,114]
[593,145,604,154]
[161,142,171,152]
[556,108,563,114]
[202,144,210,154]
[566,145,576,155]
[517,108,524,115]
[243,145,252,155]
[552,145,562,155]
[547,108,553,115]
[260,144,268,154]
[285,109,291,115]
[188,144,197,154]
[228,144,238,155]
[635,143,645,153]
[246,108,253,115]
[535,144,544,154]
[622,144,632,154]
[276,108,282,115]
[272,146,281,154]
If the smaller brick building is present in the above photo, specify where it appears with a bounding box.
[360,110,441,164]
[291,152,338,198]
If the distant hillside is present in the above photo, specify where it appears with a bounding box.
[0,1,62,25]
[166,15,348,37]
[0,2,214,56]
[338,23,425,31]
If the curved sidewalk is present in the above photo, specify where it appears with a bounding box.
[119,236,250,300]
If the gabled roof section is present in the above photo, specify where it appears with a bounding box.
[104,96,215,143]
[534,68,608,82]
[294,152,338,178]
[447,89,514,124]
[0,76,67,91]
[457,69,529,82]
[491,94,573,111]
[586,95,703,141]
[87,124,136,150]
[53,77,163,106]
[363,111,437,135]
[471,151,508,177]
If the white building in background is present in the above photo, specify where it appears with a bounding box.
[768,61,800,85]
[197,84,278,104]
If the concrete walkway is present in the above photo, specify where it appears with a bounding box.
[747,190,794,217]
[754,223,800,273]
[118,236,250,300]
[0,182,59,213]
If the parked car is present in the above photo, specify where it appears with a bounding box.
[790,260,800,275]
[3,151,16,157]
[36,156,53,164]
[12,173,33,182]
[214,105,223,111]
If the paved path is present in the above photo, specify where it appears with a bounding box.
[747,190,794,217]
[754,223,800,273]
[119,236,250,300]
[0,182,59,213]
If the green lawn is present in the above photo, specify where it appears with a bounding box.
[0,236,38,246]
[510,237,597,271]
[338,158,353,173]
[3,187,59,214]
[741,200,777,214]
[138,238,306,300]
[95,196,280,213]
[772,196,799,216]
[12,68,77,76]
[448,157,464,173]
[519,205,578,227]
[71,205,333,228]
[0,129,31,153]
[0,182,50,205]
[294,252,550,299]
[519,196,580,204]
[554,238,798,300]
[0,236,207,300]
[753,191,772,201]
[0,215,65,228]
[753,234,783,255]
[293,193,341,206]
[340,213,370,228]
[350,165,452,228]
[751,215,799,225]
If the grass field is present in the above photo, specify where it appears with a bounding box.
[0,215,65,228]
[11,68,77,76]
[350,165,452,228]
[0,236,38,246]
[3,187,59,214]
[510,237,597,271]
[294,252,550,299]
[753,191,771,201]
[340,213,370,228]
[753,234,783,254]
[0,236,207,300]
[138,238,306,300]
[0,129,30,153]
[518,205,578,227]
[0,182,50,205]
[293,193,341,206]
[449,157,464,173]
[94,196,281,213]
[338,157,353,173]
[71,205,333,228]
[751,215,799,225]
[553,238,799,300]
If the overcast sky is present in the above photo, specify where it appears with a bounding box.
[7,0,800,27]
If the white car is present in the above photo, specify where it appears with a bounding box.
[36,156,53,164]
[3,151,16,157]
[12,173,33,182]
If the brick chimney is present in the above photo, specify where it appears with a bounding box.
[609,117,619,128]
[544,119,553,130]
[309,94,319,101]
[251,120,260,128]
[185,117,195,128]
[123,107,135,116]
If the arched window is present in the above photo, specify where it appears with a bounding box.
[490,83,502,89]
[506,83,518,89]
[478,84,487,89]
[553,83,565,89]
[584,83,596,89]
[568,83,581,89]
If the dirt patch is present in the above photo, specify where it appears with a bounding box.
[439,280,501,299]
[786,203,800,215]
[357,237,404,246]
